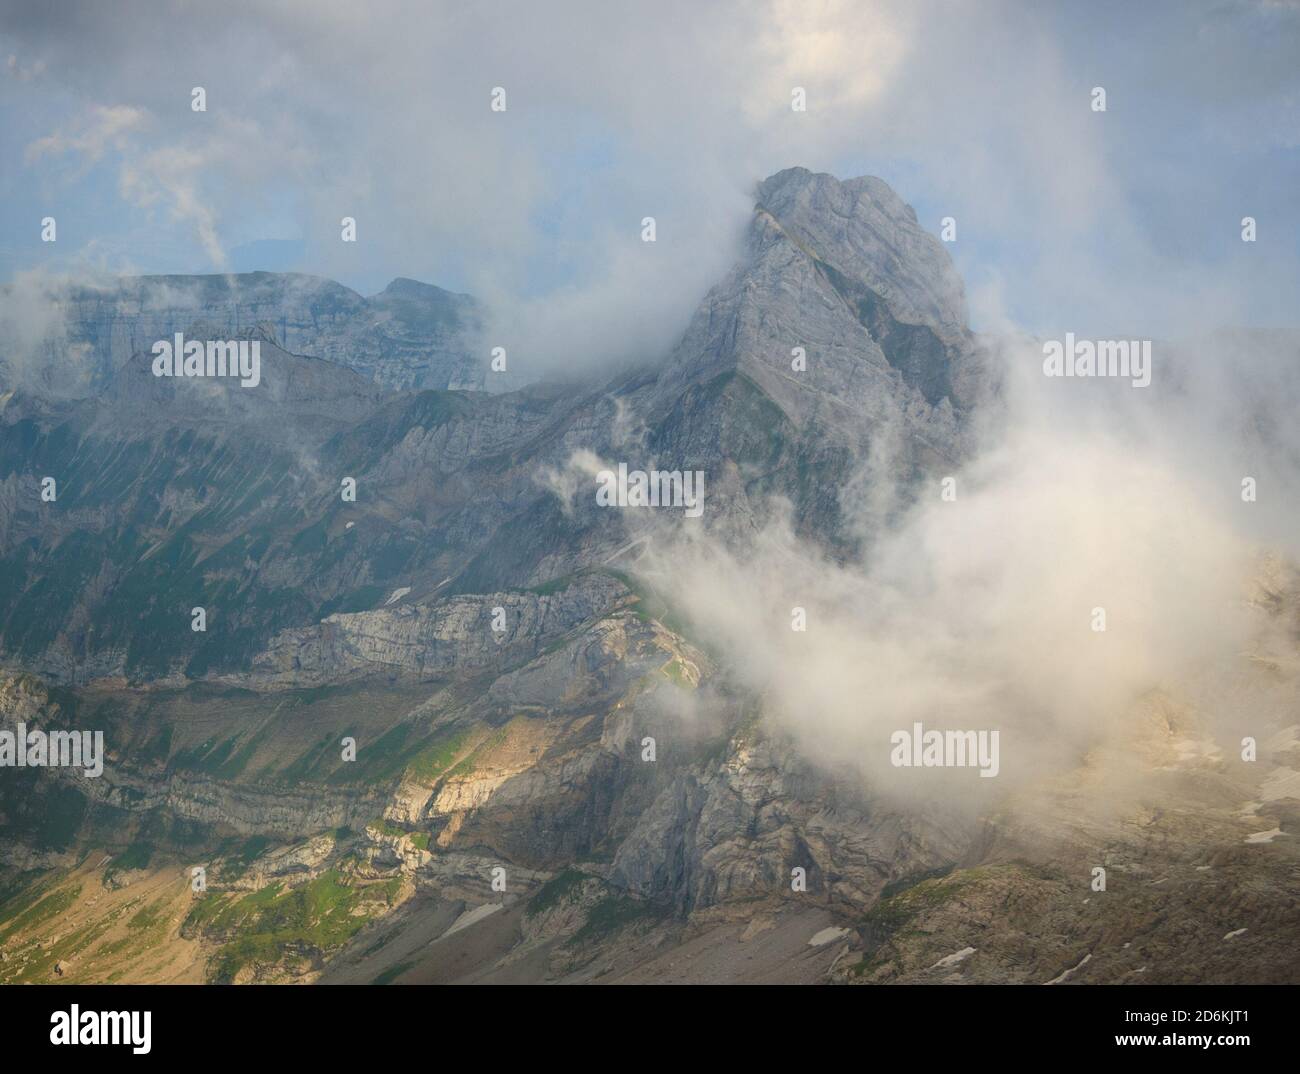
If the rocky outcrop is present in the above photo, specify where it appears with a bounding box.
[651,167,983,448]
[610,735,974,915]
[0,169,989,682]
[0,272,485,398]
[246,573,629,688]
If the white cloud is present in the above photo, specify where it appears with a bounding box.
[25,103,146,164]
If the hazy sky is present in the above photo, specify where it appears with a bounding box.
[2,0,1298,359]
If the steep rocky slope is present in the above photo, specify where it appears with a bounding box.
[0,272,484,397]
[0,168,986,684]
[1,169,1295,985]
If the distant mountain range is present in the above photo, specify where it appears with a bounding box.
[0,271,484,398]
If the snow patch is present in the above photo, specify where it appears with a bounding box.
[1045,952,1091,985]
[442,902,503,939]
[928,946,976,971]
[808,926,851,947]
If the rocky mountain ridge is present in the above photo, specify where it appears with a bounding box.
[0,271,486,398]
[1,168,1295,985]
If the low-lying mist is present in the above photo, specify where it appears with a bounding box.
[627,329,1300,806]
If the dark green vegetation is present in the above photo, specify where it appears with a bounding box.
[0,877,78,943]
[104,842,154,885]
[184,869,399,983]
[568,895,666,947]
[525,867,589,918]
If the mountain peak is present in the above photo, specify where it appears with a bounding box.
[376,276,468,301]
[755,167,967,336]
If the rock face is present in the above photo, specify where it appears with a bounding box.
[0,168,1293,986]
[0,271,485,397]
[758,169,970,337]
[633,166,987,555]
[609,734,973,914]
[248,573,629,688]
[100,324,392,439]
[0,169,985,683]
[653,167,981,433]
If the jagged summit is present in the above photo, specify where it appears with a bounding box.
[755,167,968,336]
[650,167,983,475]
